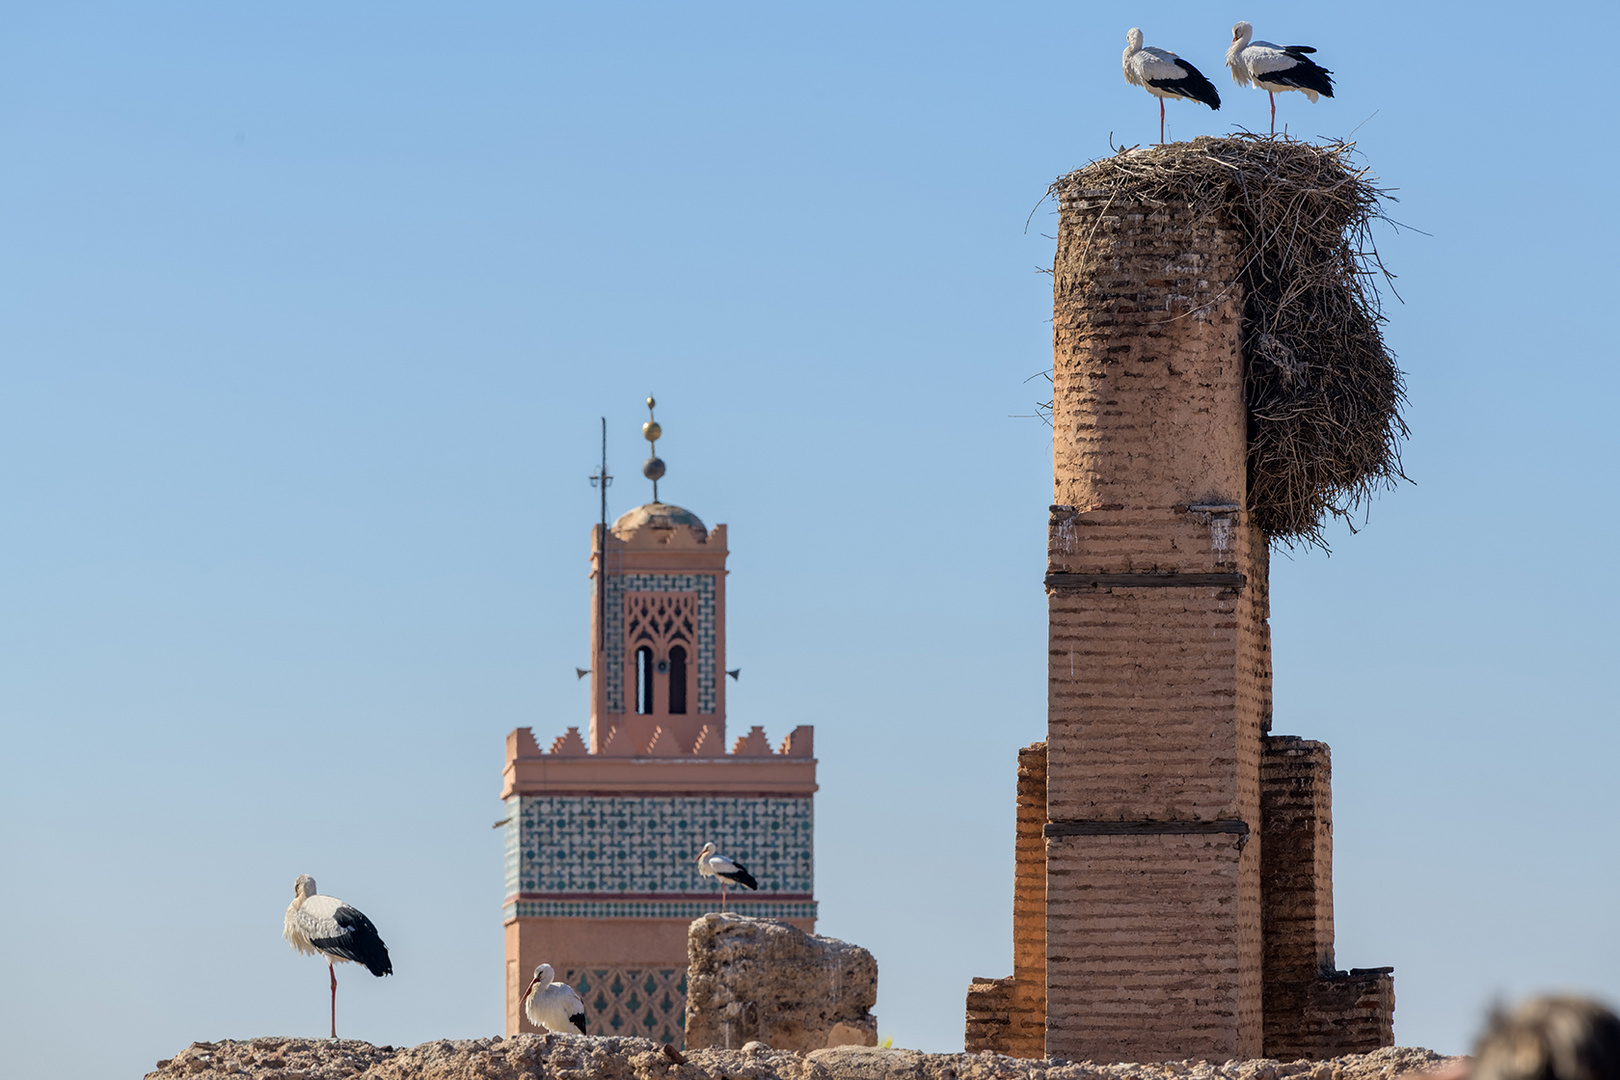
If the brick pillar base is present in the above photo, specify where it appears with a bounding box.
[1265,969,1395,1060]
[964,744,1047,1059]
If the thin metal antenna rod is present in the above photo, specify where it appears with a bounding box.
[589,418,612,653]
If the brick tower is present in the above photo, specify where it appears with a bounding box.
[1040,178,1270,1063]
[966,162,1392,1062]
[502,403,816,1042]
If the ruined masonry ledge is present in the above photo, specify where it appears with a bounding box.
[145,1035,1459,1080]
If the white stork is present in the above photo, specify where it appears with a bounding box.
[283,875,393,1039]
[520,963,588,1035]
[696,842,758,912]
[1122,28,1221,144]
[1225,21,1335,135]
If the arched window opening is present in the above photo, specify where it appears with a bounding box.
[635,646,655,714]
[668,645,688,714]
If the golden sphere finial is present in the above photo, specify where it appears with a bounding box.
[643,394,661,443]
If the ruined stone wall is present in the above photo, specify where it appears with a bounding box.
[1044,187,1267,1063]
[966,743,1048,1058]
[147,1035,1458,1080]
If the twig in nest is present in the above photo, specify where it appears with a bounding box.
[1048,134,1410,550]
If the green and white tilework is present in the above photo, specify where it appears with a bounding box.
[505,793,813,898]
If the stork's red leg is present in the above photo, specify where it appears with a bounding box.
[1160,97,1166,144]
[329,962,338,1039]
[1269,91,1276,135]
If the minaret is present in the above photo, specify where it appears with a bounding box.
[501,400,818,1045]
[584,398,728,755]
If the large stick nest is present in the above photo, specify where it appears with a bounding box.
[1051,135,1409,549]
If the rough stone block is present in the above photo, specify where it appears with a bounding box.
[686,913,877,1052]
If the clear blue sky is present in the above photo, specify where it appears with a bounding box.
[2,2,1617,1077]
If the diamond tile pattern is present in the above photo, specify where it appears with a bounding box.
[509,794,813,897]
[563,967,687,1046]
[505,898,818,920]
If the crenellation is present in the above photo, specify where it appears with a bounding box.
[549,726,588,756]
[732,725,773,757]
[779,726,814,758]
[510,726,543,759]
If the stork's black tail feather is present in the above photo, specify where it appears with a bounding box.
[725,867,759,891]
[1278,53,1335,97]
[1148,60,1221,110]
[570,1013,588,1035]
[312,905,394,977]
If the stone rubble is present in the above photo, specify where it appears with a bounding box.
[142,1035,1461,1080]
[686,913,878,1052]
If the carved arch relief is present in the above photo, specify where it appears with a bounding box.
[601,574,716,716]
[623,592,698,717]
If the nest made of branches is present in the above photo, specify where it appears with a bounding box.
[1050,134,1409,549]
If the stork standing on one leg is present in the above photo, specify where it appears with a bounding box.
[1121,28,1221,144]
[520,963,588,1035]
[1225,21,1335,135]
[283,875,393,1039]
[696,842,757,913]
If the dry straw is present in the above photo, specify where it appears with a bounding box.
[1050,134,1409,549]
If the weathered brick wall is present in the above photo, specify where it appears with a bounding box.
[965,977,1016,1054]
[1265,969,1396,1059]
[965,743,1048,1058]
[1261,738,1335,986]
[1045,831,1258,1060]
[1010,742,1048,1044]
[1044,186,1267,1063]
[1261,737,1395,1058]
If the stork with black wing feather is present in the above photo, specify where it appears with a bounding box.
[283,875,392,1038]
[1226,21,1336,134]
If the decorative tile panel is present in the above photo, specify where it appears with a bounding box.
[563,967,687,1046]
[603,573,716,714]
[511,794,813,896]
[503,795,522,902]
[505,898,818,921]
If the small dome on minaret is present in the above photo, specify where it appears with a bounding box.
[611,502,708,543]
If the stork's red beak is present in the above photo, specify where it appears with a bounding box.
[519,976,538,1007]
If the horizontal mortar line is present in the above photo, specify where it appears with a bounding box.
[1047,571,1248,589]
[1044,818,1251,838]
